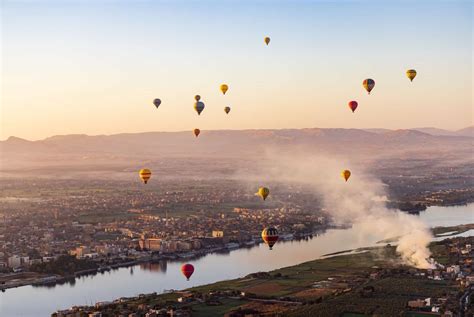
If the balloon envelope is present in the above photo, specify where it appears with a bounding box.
[348,101,358,113]
[194,95,201,102]
[363,79,375,94]
[257,187,270,200]
[262,227,279,250]
[181,263,194,280]
[224,106,231,114]
[194,101,205,115]
[264,37,270,45]
[341,170,351,182]
[220,84,228,95]
[193,128,200,137]
[406,69,417,82]
[139,169,152,184]
[153,99,161,108]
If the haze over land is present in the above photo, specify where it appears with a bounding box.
[1,126,472,178]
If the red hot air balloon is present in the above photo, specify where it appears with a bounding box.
[181,263,194,280]
[348,101,358,113]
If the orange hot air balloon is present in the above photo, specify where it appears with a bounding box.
[363,79,375,94]
[139,169,152,184]
[264,36,270,45]
[224,106,231,114]
[261,227,279,250]
[193,128,200,137]
[341,170,351,182]
[181,263,194,280]
[348,101,358,113]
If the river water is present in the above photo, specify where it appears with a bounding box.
[1,204,472,317]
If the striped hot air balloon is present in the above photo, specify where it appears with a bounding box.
[262,227,279,250]
[139,169,152,184]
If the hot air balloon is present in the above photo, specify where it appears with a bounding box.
[341,170,351,182]
[224,106,231,114]
[348,101,358,113]
[194,95,201,102]
[257,187,270,200]
[181,263,194,280]
[406,69,417,82]
[262,227,279,250]
[264,36,270,45]
[194,101,205,115]
[220,84,228,95]
[153,99,161,108]
[193,128,200,137]
[363,79,375,94]
[139,169,152,184]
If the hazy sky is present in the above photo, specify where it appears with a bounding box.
[1,0,472,140]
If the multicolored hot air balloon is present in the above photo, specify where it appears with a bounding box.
[262,227,279,250]
[194,101,205,115]
[264,36,270,46]
[194,95,201,102]
[193,128,200,137]
[257,187,270,200]
[139,169,152,184]
[220,84,228,95]
[363,79,375,94]
[406,69,417,82]
[348,101,358,113]
[341,170,351,182]
[224,106,231,114]
[181,263,194,280]
[153,99,161,108]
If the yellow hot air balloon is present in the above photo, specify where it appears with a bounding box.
[224,106,231,114]
[406,69,417,82]
[261,227,278,250]
[341,170,351,182]
[193,128,200,137]
[139,169,152,184]
[257,187,270,200]
[264,36,270,46]
[220,84,228,95]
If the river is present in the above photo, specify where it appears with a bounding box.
[1,204,472,317]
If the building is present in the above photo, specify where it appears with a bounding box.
[7,255,21,269]
[139,238,162,251]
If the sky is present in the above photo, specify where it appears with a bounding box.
[1,0,472,140]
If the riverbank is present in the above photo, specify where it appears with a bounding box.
[2,203,472,317]
[52,236,474,317]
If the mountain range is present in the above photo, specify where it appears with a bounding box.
[1,127,472,176]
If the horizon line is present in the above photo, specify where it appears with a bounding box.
[3,125,472,142]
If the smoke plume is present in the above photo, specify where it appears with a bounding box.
[252,151,434,269]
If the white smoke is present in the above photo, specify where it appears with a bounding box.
[250,151,434,269]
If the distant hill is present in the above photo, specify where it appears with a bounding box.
[1,127,472,176]
[365,126,473,137]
